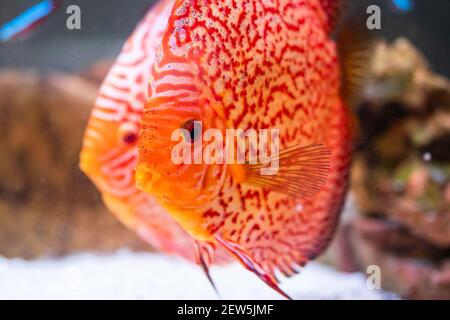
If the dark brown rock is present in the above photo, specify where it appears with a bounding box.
[330,38,450,299]
[342,217,450,300]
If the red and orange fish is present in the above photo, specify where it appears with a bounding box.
[80,0,228,267]
[81,0,372,299]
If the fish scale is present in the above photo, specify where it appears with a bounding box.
[137,0,352,297]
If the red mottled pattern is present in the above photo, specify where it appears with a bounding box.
[139,0,351,279]
[318,0,343,33]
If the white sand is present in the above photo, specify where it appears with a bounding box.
[0,250,395,300]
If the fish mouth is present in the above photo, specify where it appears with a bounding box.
[79,147,108,193]
[134,164,164,197]
[79,151,96,180]
[79,157,104,195]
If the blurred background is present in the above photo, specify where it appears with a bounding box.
[0,0,449,299]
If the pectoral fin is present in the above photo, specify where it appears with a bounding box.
[244,144,331,199]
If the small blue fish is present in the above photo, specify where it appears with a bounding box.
[392,0,414,12]
[0,0,60,42]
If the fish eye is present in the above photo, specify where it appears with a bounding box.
[119,122,139,145]
[182,119,201,143]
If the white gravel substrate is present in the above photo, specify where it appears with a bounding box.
[0,250,395,300]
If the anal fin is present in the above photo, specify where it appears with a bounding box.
[216,236,292,300]
[194,241,220,298]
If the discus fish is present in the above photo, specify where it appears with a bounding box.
[79,0,229,269]
[136,0,373,298]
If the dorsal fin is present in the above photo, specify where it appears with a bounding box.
[336,7,379,109]
[318,0,347,34]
